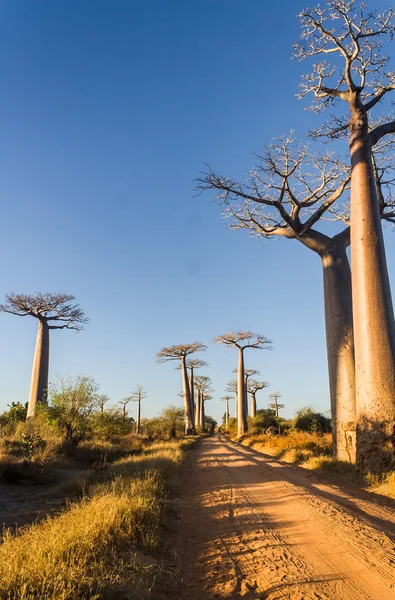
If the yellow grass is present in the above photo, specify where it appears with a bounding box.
[0,437,195,600]
[241,431,332,463]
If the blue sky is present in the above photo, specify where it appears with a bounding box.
[0,0,394,423]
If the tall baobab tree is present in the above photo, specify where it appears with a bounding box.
[269,392,284,418]
[0,292,88,419]
[214,332,272,437]
[221,395,232,432]
[130,385,147,434]
[157,343,206,434]
[294,1,395,470]
[247,379,269,418]
[198,134,394,462]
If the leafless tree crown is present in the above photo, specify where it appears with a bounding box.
[247,379,269,394]
[157,342,207,362]
[0,292,88,331]
[293,1,395,142]
[214,331,272,350]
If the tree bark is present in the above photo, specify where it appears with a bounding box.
[237,348,248,436]
[201,395,205,431]
[181,357,194,434]
[349,108,395,471]
[321,245,356,462]
[136,396,141,434]
[250,392,257,418]
[27,320,50,419]
[225,399,229,431]
[189,368,196,428]
[243,376,249,417]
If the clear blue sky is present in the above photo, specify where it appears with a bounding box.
[0,0,394,423]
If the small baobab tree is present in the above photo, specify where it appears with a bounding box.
[247,379,269,418]
[130,385,147,434]
[294,0,395,470]
[226,379,238,417]
[157,343,206,434]
[95,394,110,416]
[269,392,284,418]
[221,395,232,432]
[119,397,132,421]
[214,332,272,437]
[0,292,88,419]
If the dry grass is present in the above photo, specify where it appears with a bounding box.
[241,431,332,463]
[0,437,196,600]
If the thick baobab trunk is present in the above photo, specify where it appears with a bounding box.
[181,357,194,434]
[321,245,356,463]
[189,368,195,427]
[136,396,141,434]
[243,377,249,417]
[250,393,256,418]
[27,320,50,419]
[195,390,202,429]
[349,110,395,472]
[201,395,205,431]
[225,399,229,431]
[237,349,248,436]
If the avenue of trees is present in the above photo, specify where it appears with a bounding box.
[198,0,395,472]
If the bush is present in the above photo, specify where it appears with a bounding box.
[293,406,331,434]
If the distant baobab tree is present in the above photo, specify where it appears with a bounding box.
[294,1,395,471]
[119,397,132,421]
[214,332,272,437]
[178,358,208,429]
[95,394,110,416]
[157,342,206,434]
[221,395,232,432]
[269,392,284,418]
[233,367,260,417]
[130,385,147,434]
[0,292,88,419]
[247,379,269,418]
[194,375,212,430]
[226,379,237,417]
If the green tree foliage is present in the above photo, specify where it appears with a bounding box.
[141,406,185,441]
[44,376,99,445]
[0,402,28,435]
[293,407,331,434]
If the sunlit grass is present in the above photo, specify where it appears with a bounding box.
[0,438,195,600]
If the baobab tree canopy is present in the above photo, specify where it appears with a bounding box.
[0,293,88,329]
[213,331,272,350]
[157,342,207,361]
[0,292,88,419]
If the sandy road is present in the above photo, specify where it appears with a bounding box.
[177,434,395,599]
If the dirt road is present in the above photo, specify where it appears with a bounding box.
[177,434,395,599]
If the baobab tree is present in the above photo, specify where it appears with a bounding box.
[119,397,132,421]
[130,385,147,434]
[226,379,238,417]
[294,1,395,470]
[269,392,284,418]
[247,379,269,418]
[232,367,260,416]
[194,375,212,430]
[178,358,208,429]
[95,394,110,418]
[221,395,232,432]
[214,332,272,437]
[157,343,206,434]
[198,133,394,463]
[0,292,88,419]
